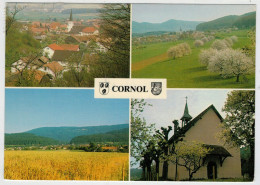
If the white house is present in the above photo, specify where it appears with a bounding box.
[67,21,74,32]
[43,43,64,58]
[11,58,28,73]
[38,61,64,78]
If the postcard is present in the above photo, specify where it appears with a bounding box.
[0,0,258,185]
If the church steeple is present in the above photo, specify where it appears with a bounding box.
[180,97,192,127]
[69,9,73,21]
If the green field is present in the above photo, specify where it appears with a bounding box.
[132,30,255,88]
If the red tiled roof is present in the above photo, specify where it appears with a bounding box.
[44,61,63,73]
[50,22,61,29]
[82,27,96,33]
[48,43,64,51]
[102,146,118,150]
[30,27,47,34]
[60,44,79,51]
[32,70,46,82]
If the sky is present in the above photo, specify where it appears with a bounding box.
[139,89,230,135]
[132,4,256,23]
[5,89,129,133]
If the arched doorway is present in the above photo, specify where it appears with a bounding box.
[207,161,217,179]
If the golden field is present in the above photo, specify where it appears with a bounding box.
[4,150,129,180]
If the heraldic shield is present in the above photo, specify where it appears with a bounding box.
[151,82,162,95]
[99,82,109,95]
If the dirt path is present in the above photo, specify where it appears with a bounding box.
[132,53,168,71]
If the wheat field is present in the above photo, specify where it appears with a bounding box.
[4,150,129,180]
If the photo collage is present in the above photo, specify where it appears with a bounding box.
[3,2,256,182]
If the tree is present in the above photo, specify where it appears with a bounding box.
[201,37,209,43]
[224,37,233,47]
[221,90,255,179]
[211,40,230,50]
[155,126,172,180]
[6,4,26,35]
[194,40,204,48]
[230,35,238,43]
[207,48,254,82]
[168,141,211,180]
[130,99,155,179]
[97,4,130,78]
[242,29,255,58]
[167,43,191,60]
[199,48,218,66]
[55,52,91,87]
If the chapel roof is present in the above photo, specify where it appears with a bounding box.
[203,144,232,157]
[169,104,223,143]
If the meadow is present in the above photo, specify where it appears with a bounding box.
[4,150,129,180]
[132,30,255,88]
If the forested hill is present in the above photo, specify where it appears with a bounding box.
[196,11,256,31]
[26,124,129,142]
[61,8,99,14]
[5,133,60,146]
[70,128,129,145]
[132,19,202,33]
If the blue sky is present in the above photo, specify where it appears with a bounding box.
[5,89,129,133]
[132,4,256,23]
[139,89,230,137]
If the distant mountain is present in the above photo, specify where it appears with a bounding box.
[132,19,203,34]
[133,31,176,37]
[26,124,129,142]
[5,133,60,146]
[70,128,129,145]
[61,8,100,14]
[196,11,256,31]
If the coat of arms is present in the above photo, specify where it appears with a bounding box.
[99,82,109,95]
[151,82,162,95]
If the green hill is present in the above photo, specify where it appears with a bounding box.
[233,12,256,29]
[5,133,60,146]
[70,128,129,145]
[26,124,129,142]
[133,19,202,33]
[196,11,255,31]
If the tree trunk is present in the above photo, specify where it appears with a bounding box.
[155,160,159,181]
[142,166,145,180]
[175,159,178,181]
[162,161,168,180]
[189,170,194,181]
[236,75,240,82]
[249,142,255,179]
[147,164,151,181]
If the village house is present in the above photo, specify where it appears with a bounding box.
[11,56,49,73]
[159,100,242,180]
[38,61,64,78]
[102,146,118,152]
[43,43,79,59]
[81,27,99,36]
[51,50,81,69]
[69,25,99,36]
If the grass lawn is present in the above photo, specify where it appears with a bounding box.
[132,30,255,88]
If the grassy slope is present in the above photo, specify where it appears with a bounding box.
[132,30,255,88]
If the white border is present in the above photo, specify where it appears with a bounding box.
[0,0,259,185]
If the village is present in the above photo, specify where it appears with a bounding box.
[5,143,129,153]
[8,9,108,85]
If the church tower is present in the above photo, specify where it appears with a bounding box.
[69,9,73,21]
[180,97,192,127]
[67,9,74,32]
